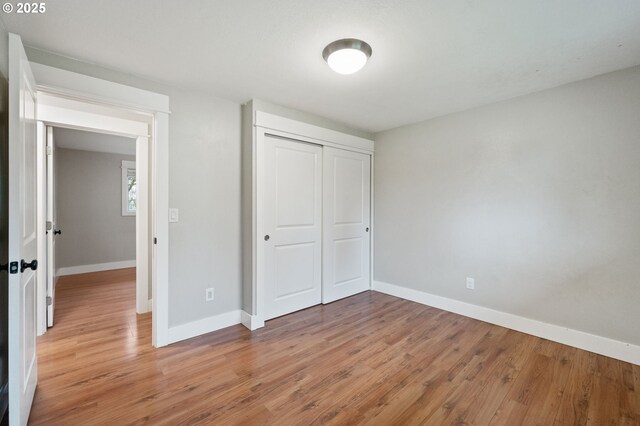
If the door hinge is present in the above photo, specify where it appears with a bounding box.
[46,296,52,306]
[9,261,19,274]
[46,221,52,231]
[46,146,53,155]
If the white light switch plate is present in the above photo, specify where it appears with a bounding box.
[169,208,179,223]
[206,288,214,301]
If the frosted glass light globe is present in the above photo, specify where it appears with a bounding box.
[327,48,368,75]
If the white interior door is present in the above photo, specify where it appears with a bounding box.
[322,147,371,303]
[264,135,322,320]
[8,33,38,426]
[46,126,56,327]
[35,123,46,336]
[136,136,149,314]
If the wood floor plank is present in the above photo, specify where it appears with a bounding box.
[388,326,511,425]
[431,329,537,426]
[587,355,638,425]
[634,365,640,420]
[553,350,597,425]
[28,268,639,425]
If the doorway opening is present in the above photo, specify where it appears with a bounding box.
[35,94,154,337]
[36,125,149,336]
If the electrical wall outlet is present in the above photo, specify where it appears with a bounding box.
[466,277,475,290]
[205,288,214,301]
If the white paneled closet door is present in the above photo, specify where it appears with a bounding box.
[322,147,371,303]
[264,135,323,320]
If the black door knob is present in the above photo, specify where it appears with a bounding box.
[21,259,38,273]
[54,229,62,235]
[365,227,369,232]
[264,235,270,241]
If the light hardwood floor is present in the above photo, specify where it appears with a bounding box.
[29,268,639,425]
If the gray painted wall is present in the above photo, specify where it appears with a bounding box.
[374,66,640,345]
[55,148,136,268]
[241,102,253,314]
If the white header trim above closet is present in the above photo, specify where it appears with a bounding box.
[255,111,374,153]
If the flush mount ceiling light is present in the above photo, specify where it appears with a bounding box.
[322,38,372,75]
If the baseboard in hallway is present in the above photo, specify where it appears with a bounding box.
[56,260,136,276]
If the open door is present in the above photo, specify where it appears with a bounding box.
[46,126,56,327]
[8,33,38,426]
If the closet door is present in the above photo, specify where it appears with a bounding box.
[264,135,323,320]
[323,147,371,303]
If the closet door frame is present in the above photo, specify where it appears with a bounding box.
[250,111,374,329]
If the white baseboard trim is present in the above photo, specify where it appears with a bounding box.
[241,311,265,331]
[136,299,152,314]
[57,260,136,276]
[166,310,242,345]
[372,280,640,366]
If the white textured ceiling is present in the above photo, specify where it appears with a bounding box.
[54,127,136,156]
[4,0,640,132]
